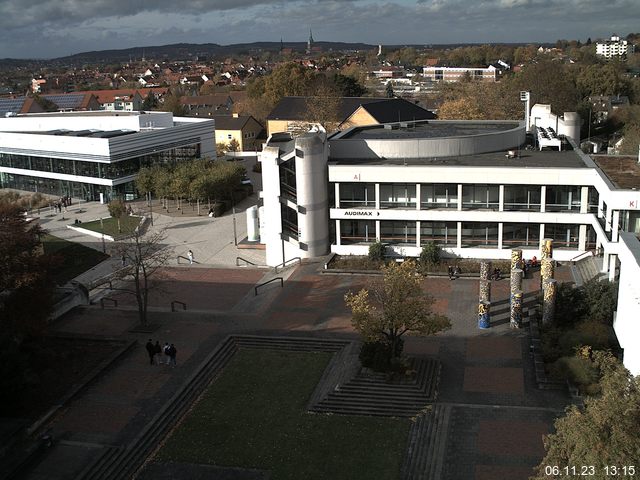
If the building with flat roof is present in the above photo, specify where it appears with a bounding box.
[258,112,640,375]
[596,35,634,59]
[0,111,215,201]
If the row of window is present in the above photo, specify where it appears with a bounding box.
[0,144,200,180]
[337,183,599,213]
[339,220,596,249]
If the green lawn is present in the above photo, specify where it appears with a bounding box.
[79,215,141,238]
[41,234,109,284]
[157,349,410,480]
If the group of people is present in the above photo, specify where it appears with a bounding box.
[145,339,177,367]
[52,195,71,213]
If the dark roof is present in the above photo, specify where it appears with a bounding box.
[267,96,435,123]
[361,98,436,123]
[212,115,258,130]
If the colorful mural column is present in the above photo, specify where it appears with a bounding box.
[510,290,523,328]
[541,238,553,260]
[511,249,523,271]
[479,261,491,304]
[542,279,557,324]
[541,258,555,286]
[478,301,491,329]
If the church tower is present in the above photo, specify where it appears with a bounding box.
[306,29,314,54]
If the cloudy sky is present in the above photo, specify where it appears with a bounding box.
[0,0,638,59]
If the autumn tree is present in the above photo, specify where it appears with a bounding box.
[141,91,159,110]
[514,59,580,114]
[0,203,55,404]
[532,350,640,479]
[112,229,172,327]
[576,63,629,97]
[108,199,127,233]
[344,260,451,365]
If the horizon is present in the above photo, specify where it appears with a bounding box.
[0,0,638,60]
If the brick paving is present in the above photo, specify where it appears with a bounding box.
[22,260,576,480]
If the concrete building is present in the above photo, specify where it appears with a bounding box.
[596,35,635,59]
[422,66,498,82]
[0,111,215,201]
[258,109,640,375]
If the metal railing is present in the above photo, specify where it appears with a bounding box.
[171,300,187,312]
[255,277,283,296]
[236,256,259,267]
[274,257,301,273]
[570,250,594,264]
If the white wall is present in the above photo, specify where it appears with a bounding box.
[614,233,640,376]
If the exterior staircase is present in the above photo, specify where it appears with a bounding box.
[571,255,605,286]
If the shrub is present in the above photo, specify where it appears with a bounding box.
[368,241,386,262]
[419,241,440,266]
[549,354,599,392]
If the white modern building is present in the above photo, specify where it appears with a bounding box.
[422,66,498,82]
[0,111,215,201]
[258,109,640,375]
[596,35,635,59]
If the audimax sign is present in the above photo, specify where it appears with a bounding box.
[344,211,380,216]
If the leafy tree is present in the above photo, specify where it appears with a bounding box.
[227,138,240,152]
[577,63,629,97]
[216,142,228,157]
[112,229,172,326]
[141,91,159,110]
[247,62,317,110]
[419,242,440,267]
[344,260,451,362]
[368,241,386,262]
[0,203,54,405]
[333,73,367,97]
[385,82,394,98]
[162,91,187,116]
[108,199,127,233]
[514,59,580,114]
[532,351,640,479]
[305,83,342,132]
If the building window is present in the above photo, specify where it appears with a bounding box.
[227,134,232,139]
[461,222,498,248]
[503,185,541,211]
[279,158,296,200]
[545,223,580,249]
[380,220,416,245]
[380,183,416,209]
[502,223,540,248]
[340,220,376,245]
[339,183,376,208]
[462,184,499,210]
[588,187,599,214]
[420,221,457,246]
[545,186,581,212]
[421,184,457,209]
[281,204,298,239]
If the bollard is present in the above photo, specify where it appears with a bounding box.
[478,301,491,329]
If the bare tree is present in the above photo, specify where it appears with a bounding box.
[112,228,172,326]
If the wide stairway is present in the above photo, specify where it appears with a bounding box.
[571,255,605,286]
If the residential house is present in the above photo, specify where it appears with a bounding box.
[266,97,436,136]
[214,113,264,151]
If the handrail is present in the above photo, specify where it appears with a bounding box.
[236,256,258,267]
[570,250,594,264]
[255,277,283,296]
[274,256,301,273]
[171,300,187,312]
[100,297,118,309]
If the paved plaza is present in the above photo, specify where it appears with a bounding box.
[18,190,573,480]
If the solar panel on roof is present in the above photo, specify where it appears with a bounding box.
[42,94,85,109]
[0,97,26,117]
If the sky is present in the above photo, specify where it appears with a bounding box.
[0,0,638,59]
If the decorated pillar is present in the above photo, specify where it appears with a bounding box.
[510,289,523,328]
[541,238,553,260]
[510,249,523,271]
[479,261,492,303]
[510,268,523,295]
[542,279,557,324]
[478,301,491,329]
[541,258,554,285]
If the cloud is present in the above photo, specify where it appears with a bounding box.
[0,0,639,59]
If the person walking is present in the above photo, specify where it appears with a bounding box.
[187,250,194,265]
[153,341,162,365]
[163,342,171,365]
[168,344,177,367]
[145,339,155,365]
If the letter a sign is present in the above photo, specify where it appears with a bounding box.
[353,174,361,181]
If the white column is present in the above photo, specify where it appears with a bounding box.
[498,222,504,249]
[602,252,610,273]
[609,254,617,281]
[499,185,504,212]
[416,220,421,247]
[416,183,421,211]
[376,220,380,242]
[605,205,613,232]
[540,186,546,213]
[598,197,604,219]
[375,183,380,210]
[335,219,341,246]
[580,186,589,214]
[457,221,462,249]
[334,183,340,208]
[457,184,463,211]
[578,224,587,251]
[612,210,620,241]
[539,224,545,248]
